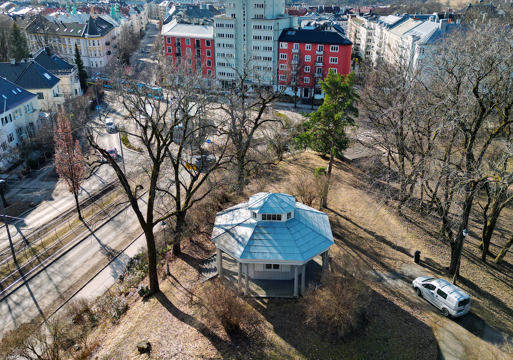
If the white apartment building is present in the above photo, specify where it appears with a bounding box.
[214,0,298,86]
[26,12,118,72]
[349,12,461,70]
[0,78,40,171]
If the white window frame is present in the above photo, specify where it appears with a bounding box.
[329,57,338,64]
[330,45,339,52]
[306,44,311,50]
[280,42,288,49]
[279,53,287,60]
[304,66,310,72]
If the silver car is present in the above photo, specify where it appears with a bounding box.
[412,277,471,318]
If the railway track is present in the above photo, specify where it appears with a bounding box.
[0,180,120,260]
[0,180,138,296]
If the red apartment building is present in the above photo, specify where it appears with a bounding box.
[278,27,352,98]
[161,19,215,78]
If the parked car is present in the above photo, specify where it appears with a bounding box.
[146,48,150,53]
[412,277,471,317]
[105,118,116,133]
[140,48,145,53]
[107,147,118,159]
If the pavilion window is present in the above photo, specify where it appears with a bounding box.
[265,264,280,270]
[287,212,291,219]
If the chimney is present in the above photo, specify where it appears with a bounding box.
[10,58,15,65]
[439,19,448,31]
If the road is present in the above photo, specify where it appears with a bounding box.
[0,195,148,335]
[129,22,159,75]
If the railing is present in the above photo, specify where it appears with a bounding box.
[291,59,298,64]
[175,42,181,47]
[316,50,324,55]
[175,52,182,56]
[292,48,299,53]
[315,62,323,67]
[315,73,323,78]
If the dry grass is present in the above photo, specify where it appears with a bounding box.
[76,150,512,359]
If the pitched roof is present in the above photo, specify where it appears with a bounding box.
[279,27,352,45]
[33,48,74,71]
[248,193,296,214]
[25,14,114,38]
[211,193,334,263]
[0,77,36,116]
[0,61,60,89]
[388,18,423,37]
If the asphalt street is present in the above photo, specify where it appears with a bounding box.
[0,195,148,335]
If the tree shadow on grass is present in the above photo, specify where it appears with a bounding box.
[246,283,439,360]
[154,291,235,356]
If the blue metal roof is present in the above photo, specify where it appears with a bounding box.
[247,192,296,214]
[212,193,334,263]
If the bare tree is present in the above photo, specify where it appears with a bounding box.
[86,61,230,294]
[219,59,285,194]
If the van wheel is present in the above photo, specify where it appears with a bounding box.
[442,308,450,317]
[415,288,422,297]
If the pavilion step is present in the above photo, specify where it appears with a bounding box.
[200,253,218,283]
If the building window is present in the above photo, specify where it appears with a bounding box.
[279,74,286,81]
[252,212,257,219]
[287,212,292,219]
[280,53,287,60]
[186,48,192,55]
[261,214,282,221]
[280,42,288,49]
[330,45,339,52]
[206,40,211,47]
[187,58,192,65]
[207,69,212,76]
[305,44,311,50]
[318,44,324,51]
[305,55,311,62]
[7,133,14,142]
[329,57,338,64]
[207,59,212,67]
[206,49,211,57]
[166,37,171,44]
[37,92,44,99]
[304,77,310,83]
[293,43,299,50]
[330,68,337,73]
[304,66,310,72]
[167,46,172,53]
[279,64,287,70]
[185,38,191,45]
[255,3,265,8]
[265,264,280,270]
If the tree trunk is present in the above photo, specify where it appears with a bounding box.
[236,155,245,195]
[0,189,8,208]
[172,212,186,256]
[321,143,335,209]
[494,233,513,265]
[480,216,497,262]
[74,191,82,220]
[144,228,160,295]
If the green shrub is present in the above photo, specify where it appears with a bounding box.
[137,285,151,298]
[314,166,327,177]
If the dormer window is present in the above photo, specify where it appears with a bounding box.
[287,212,291,219]
[262,214,281,221]
[252,212,257,219]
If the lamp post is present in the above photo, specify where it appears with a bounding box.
[0,180,16,263]
[161,221,170,275]
[452,229,469,285]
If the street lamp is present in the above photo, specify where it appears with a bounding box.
[0,180,16,263]
[161,221,170,275]
[452,229,469,285]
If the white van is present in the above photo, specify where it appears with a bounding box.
[412,277,471,317]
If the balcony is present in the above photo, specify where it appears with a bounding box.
[291,59,298,65]
[175,42,181,47]
[316,50,324,55]
[175,52,182,56]
[315,62,323,67]
[105,41,111,46]
[107,51,111,55]
[315,73,323,78]
[292,48,299,53]
[195,44,201,48]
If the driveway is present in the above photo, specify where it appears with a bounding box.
[371,262,511,359]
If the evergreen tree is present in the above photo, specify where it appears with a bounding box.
[8,22,29,62]
[74,43,88,92]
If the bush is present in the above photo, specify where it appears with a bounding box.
[119,127,143,152]
[301,269,370,340]
[95,290,128,321]
[201,280,259,334]
[137,285,150,298]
